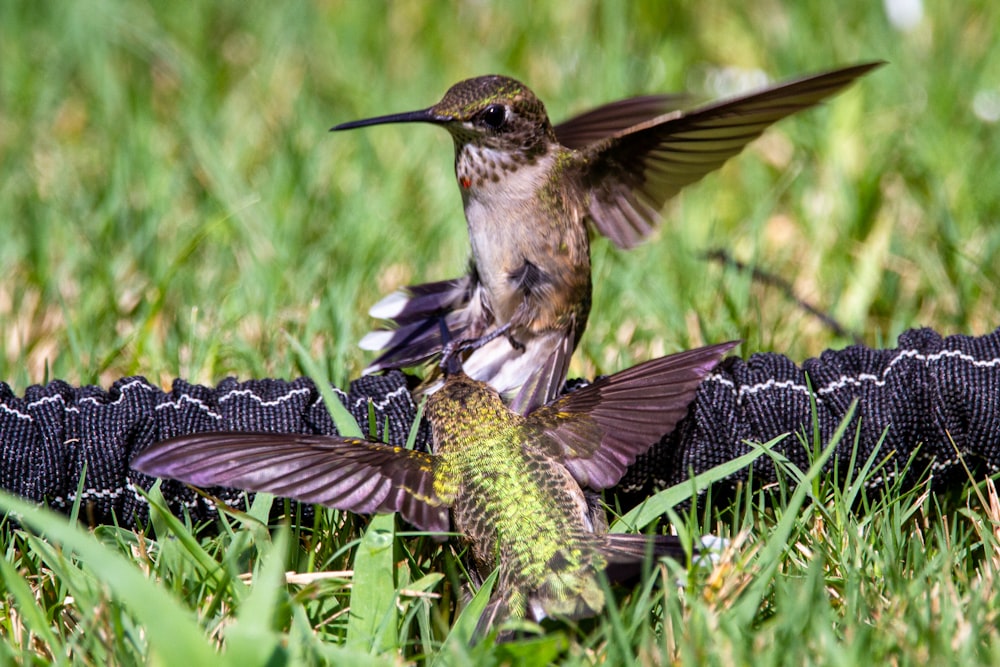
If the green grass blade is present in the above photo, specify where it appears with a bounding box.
[0,554,61,652]
[611,436,781,533]
[732,401,858,623]
[286,332,363,438]
[223,529,291,666]
[0,489,218,664]
[432,567,498,666]
[141,484,231,586]
[347,512,398,653]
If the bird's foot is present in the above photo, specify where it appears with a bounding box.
[439,322,525,372]
[505,331,525,352]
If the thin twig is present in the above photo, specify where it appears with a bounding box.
[704,248,864,345]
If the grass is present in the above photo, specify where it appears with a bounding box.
[1,0,999,663]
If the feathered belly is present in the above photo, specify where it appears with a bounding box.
[465,199,590,332]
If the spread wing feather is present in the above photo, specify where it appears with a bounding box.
[553,94,689,149]
[527,341,739,489]
[132,432,451,533]
[580,62,883,248]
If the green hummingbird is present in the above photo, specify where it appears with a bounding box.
[132,340,736,635]
[332,62,881,413]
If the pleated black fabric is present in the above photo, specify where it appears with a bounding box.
[2,328,998,529]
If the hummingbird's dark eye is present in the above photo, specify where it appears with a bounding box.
[480,104,507,130]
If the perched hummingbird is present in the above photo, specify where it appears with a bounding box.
[333,62,881,413]
[132,341,736,635]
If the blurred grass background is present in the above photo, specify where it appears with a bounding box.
[2,0,997,394]
[3,2,1000,664]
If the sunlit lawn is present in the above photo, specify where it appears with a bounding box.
[1,1,999,664]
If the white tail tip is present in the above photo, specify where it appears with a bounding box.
[358,329,397,351]
[368,290,411,319]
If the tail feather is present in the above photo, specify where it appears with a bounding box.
[361,268,577,413]
[368,276,474,325]
[599,533,689,583]
[361,275,481,373]
[473,534,710,638]
[460,329,573,414]
[475,593,512,640]
[360,318,452,372]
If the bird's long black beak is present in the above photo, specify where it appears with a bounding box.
[330,107,449,131]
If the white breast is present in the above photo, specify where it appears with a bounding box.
[457,147,559,318]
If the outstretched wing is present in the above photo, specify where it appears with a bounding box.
[526,342,738,489]
[579,62,883,248]
[553,94,689,149]
[132,432,451,533]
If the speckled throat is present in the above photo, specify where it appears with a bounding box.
[454,139,551,191]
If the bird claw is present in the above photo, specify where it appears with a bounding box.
[439,322,524,373]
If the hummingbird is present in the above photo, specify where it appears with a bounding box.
[132,340,737,636]
[332,62,882,414]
